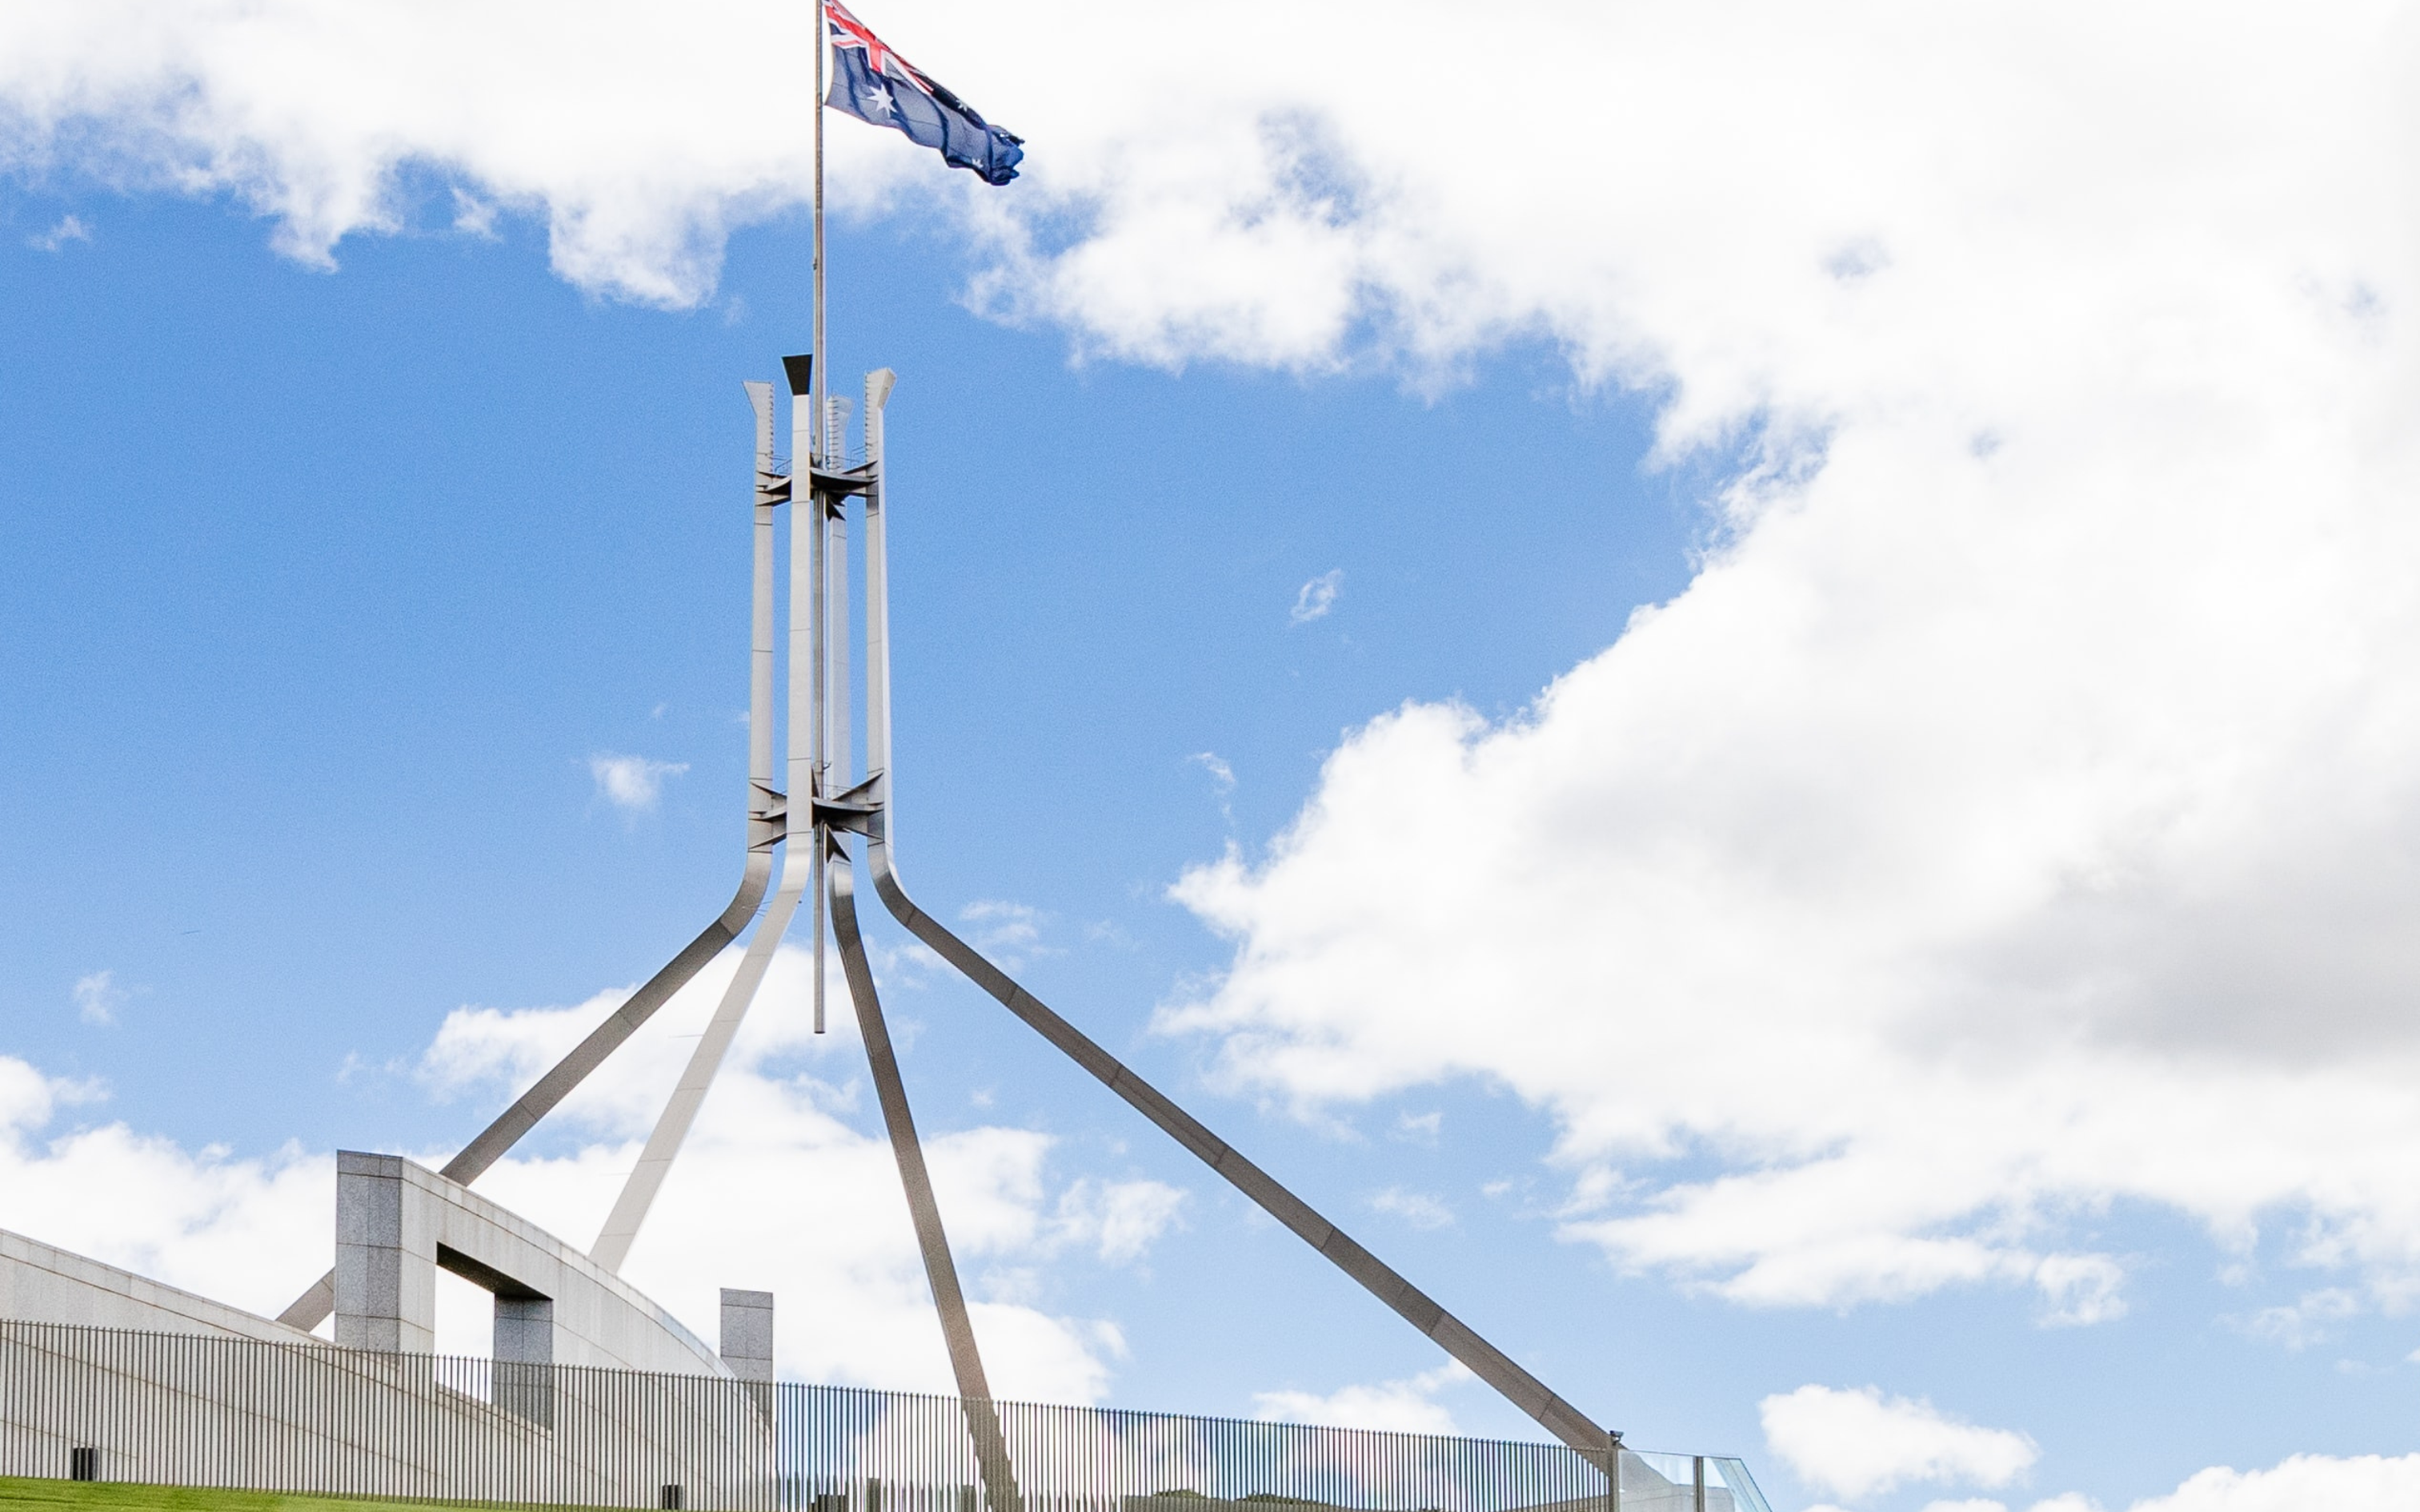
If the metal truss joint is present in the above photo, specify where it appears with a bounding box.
[808,461,879,500]
[812,797,882,837]
[749,786,788,851]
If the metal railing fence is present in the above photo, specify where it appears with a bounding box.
[0,1321,1766,1512]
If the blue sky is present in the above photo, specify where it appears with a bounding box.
[6,7,2420,1512]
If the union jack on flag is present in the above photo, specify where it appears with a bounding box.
[824,0,1024,186]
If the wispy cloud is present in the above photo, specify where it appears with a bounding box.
[1190,751,1236,794]
[960,900,1056,966]
[1190,751,1236,824]
[26,214,89,252]
[1289,570,1342,626]
[589,753,688,813]
[1368,1186,1453,1230]
[71,970,122,1027]
[2233,1288,2361,1351]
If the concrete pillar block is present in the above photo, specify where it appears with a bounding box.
[335,1152,435,1354]
[718,1290,774,1381]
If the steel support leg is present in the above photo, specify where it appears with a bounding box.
[831,849,1020,1512]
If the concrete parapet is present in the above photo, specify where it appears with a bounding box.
[333,1151,728,1378]
[0,1230,316,1343]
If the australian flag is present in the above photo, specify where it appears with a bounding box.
[824,0,1024,186]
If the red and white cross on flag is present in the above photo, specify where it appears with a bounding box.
[824,0,911,82]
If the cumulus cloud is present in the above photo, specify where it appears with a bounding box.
[2118,1454,2420,1512]
[1760,1385,2037,1502]
[1084,4,2420,1325]
[1253,1362,1472,1435]
[1290,570,1341,626]
[589,753,687,813]
[2,939,1179,1401]
[0,1054,330,1320]
[1048,1178,1187,1266]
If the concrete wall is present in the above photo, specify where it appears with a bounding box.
[0,1322,775,1508]
[0,1229,316,1344]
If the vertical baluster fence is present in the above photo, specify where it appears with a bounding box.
[0,1320,1764,1512]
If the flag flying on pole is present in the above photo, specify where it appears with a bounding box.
[823,0,1024,186]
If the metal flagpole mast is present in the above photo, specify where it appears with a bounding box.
[810,0,830,1036]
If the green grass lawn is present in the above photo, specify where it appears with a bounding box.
[0,1478,571,1512]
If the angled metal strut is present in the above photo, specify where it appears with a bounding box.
[275,383,789,1330]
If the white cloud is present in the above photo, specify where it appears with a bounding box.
[1048,1178,1187,1266]
[589,752,687,813]
[1368,1185,1452,1230]
[1253,1362,1472,1434]
[0,1054,331,1322]
[27,212,88,250]
[959,899,1055,966]
[70,970,122,1026]
[1290,570,1341,626]
[2118,1455,2420,1512]
[1921,1501,2010,1512]
[1191,751,1236,795]
[1760,1385,2037,1502]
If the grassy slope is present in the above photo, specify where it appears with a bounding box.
[0,1478,553,1512]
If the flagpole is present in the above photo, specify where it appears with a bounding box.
[811,1,827,449]
[809,0,830,1034]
